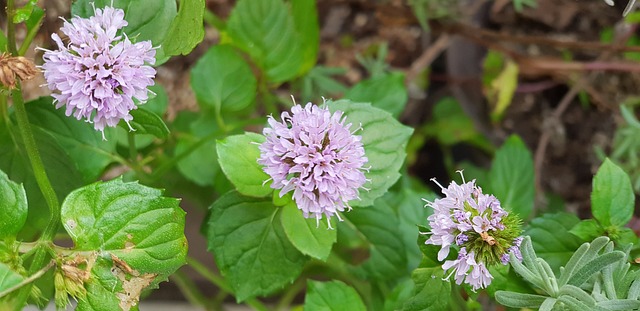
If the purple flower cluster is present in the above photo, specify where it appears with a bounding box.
[40,6,156,139]
[258,103,368,227]
[424,172,522,291]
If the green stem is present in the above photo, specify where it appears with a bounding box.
[171,270,214,310]
[0,259,55,299]
[11,88,60,238]
[186,257,270,311]
[6,0,17,55]
[274,277,305,311]
[126,131,151,182]
[186,256,232,292]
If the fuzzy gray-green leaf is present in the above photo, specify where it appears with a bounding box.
[494,291,547,308]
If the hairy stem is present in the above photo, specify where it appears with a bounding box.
[0,260,55,299]
[171,270,214,310]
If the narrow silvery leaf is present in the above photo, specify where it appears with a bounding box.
[494,291,547,308]
[510,253,545,291]
[558,242,590,286]
[539,298,557,311]
[537,258,559,295]
[559,236,610,286]
[558,295,608,311]
[628,278,640,300]
[559,285,596,306]
[596,299,640,310]
[567,251,626,287]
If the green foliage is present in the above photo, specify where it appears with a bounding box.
[347,183,432,281]
[226,0,306,83]
[496,236,635,310]
[488,135,535,219]
[71,0,177,63]
[281,202,336,261]
[344,72,408,118]
[124,108,170,140]
[61,178,187,274]
[591,159,634,227]
[191,45,257,113]
[206,192,307,301]
[328,100,414,207]
[304,280,367,311]
[13,0,38,23]
[524,213,583,272]
[408,0,459,30]
[0,128,83,238]
[216,133,272,198]
[162,0,205,57]
[24,97,116,183]
[0,170,27,239]
[402,250,452,311]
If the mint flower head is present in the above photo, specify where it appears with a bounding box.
[258,102,368,228]
[40,6,156,139]
[423,171,522,291]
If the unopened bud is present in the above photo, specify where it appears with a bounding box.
[54,271,69,309]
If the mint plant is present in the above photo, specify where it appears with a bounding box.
[0,0,639,310]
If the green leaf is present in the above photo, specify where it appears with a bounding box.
[422,97,492,150]
[0,170,27,239]
[190,45,257,112]
[281,202,336,261]
[24,5,44,33]
[487,60,519,122]
[489,135,534,219]
[0,128,83,238]
[162,0,204,57]
[217,133,272,198]
[567,251,626,287]
[175,135,220,187]
[24,97,116,182]
[402,267,451,311]
[61,178,187,275]
[597,299,640,310]
[13,0,37,23]
[345,72,408,118]
[347,196,408,281]
[62,179,186,310]
[384,278,416,311]
[591,159,635,227]
[226,0,304,82]
[569,219,604,242]
[78,255,156,310]
[304,280,366,311]
[524,212,583,272]
[495,291,548,308]
[207,191,307,301]
[72,0,177,63]
[290,0,319,75]
[329,100,413,207]
[348,184,431,281]
[0,262,23,291]
[123,108,170,139]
